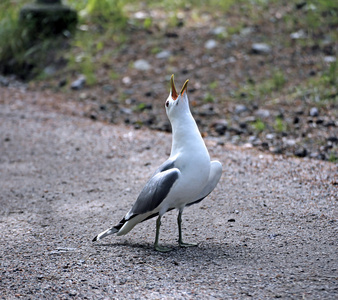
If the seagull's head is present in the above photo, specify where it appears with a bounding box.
[165,75,189,120]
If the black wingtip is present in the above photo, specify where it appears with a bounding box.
[92,236,98,242]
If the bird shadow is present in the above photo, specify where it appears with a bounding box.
[92,239,252,266]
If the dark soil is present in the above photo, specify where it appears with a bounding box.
[10,2,333,163]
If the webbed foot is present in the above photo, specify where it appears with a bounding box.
[179,241,198,248]
[154,244,173,252]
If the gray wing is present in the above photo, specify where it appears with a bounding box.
[126,166,180,218]
[153,158,176,175]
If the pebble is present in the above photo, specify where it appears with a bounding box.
[71,75,86,90]
[43,65,57,75]
[290,30,306,39]
[134,59,151,71]
[266,133,275,140]
[240,27,254,36]
[213,119,228,135]
[122,76,132,85]
[102,85,115,93]
[324,56,336,63]
[156,50,171,59]
[255,109,270,119]
[120,108,132,115]
[211,26,226,35]
[251,43,272,54]
[295,147,307,157]
[58,78,67,87]
[309,107,319,117]
[205,39,218,50]
[252,138,262,146]
[235,104,248,115]
[285,139,296,147]
[0,76,9,86]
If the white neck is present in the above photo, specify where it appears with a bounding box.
[170,109,207,157]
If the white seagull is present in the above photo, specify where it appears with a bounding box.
[93,75,222,252]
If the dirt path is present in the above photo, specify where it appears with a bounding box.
[0,86,337,299]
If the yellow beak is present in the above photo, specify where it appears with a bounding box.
[170,74,178,100]
[170,74,189,100]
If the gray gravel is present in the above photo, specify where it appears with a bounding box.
[1,87,337,299]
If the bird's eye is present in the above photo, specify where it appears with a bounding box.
[165,100,169,107]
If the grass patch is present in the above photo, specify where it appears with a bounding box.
[252,119,266,132]
[236,70,287,101]
[274,117,287,133]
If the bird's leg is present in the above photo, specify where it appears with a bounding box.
[177,210,198,247]
[154,216,172,252]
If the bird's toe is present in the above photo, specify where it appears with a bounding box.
[179,241,198,248]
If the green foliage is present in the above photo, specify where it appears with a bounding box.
[252,119,266,132]
[235,70,287,102]
[293,61,338,106]
[143,17,152,30]
[203,92,215,103]
[328,152,338,163]
[323,61,337,86]
[133,0,235,11]
[274,117,286,133]
[209,81,218,90]
[84,0,127,27]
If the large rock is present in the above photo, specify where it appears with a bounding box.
[20,0,77,37]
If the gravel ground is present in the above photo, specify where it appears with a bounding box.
[0,86,337,299]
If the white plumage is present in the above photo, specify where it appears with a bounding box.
[93,75,222,251]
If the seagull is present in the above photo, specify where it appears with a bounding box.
[92,75,222,252]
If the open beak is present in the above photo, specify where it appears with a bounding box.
[180,79,189,95]
[171,75,189,100]
[170,74,178,100]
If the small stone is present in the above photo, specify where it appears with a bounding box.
[295,2,307,10]
[43,65,57,75]
[235,104,248,115]
[156,50,171,59]
[248,136,257,143]
[68,290,77,296]
[255,109,270,119]
[134,59,151,71]
[240,27,254,36]
[327,136,338,143]
[213,120,228,135]
[295,147,307,157]
[293,116,300,124]
[252,138,262,146]
[325,120,336,127]
[243,116,256,123]
[102,85,115,93]
[309,107,319,117]
[120,108,132,115]
[0,76,9,86]
[290,30,306,39]
[266,133,275,140]
[205,39,218,50]
[285,139,296,147]
[71,75,86,90]
[324,56,336,63]
[228,218,235,222]
[270,146,282,154]
[165,32,178,38]
[211,26,226,35]
[251,43,272,54]
[134,11,148,19]
[58,78,67,87]
[122,76,131,85]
